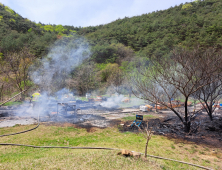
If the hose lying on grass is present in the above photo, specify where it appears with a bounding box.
[0,123,39,137]
[0,113,39,137]
[0,114,213,170]
[0,143,213,170]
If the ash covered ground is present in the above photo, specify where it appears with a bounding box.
[0,100,136,128]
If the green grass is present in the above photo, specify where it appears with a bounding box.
[76,96,88,101]
[1,101,22,106]
[0,124,221,169]
[122,115,155,121]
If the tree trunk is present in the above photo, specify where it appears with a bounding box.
[184,97,190,132]
[21,93,25,101]
[209,112,213,121]
[0,85,3,101]
[184,121,191,133]
[144,137,149,158]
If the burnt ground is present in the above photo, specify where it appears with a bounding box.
[119,111,222,148]
[0,104,222,148]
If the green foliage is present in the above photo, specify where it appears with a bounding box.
[2,101,22,106]
[43,25,54,32]
[1,0,222,64]
[55,24,67,33]
[9,18,15,22]
[182,4,193,10]
[91,44,118,63]
[4,6,14,15]
[28,28,32,32]
[98,63,119,82]
[36,23,44,29]
[20,80,34,89]
[96,63,108,70]
[78,0,222,59]
[69,30,76,33]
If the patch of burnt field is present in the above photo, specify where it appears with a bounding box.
[1,102,222,148]
[119,112,222,148]
[0,102,122,128]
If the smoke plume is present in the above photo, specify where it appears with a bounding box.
[30,36,91,92]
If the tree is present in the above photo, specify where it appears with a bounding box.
[182,3,193,10]
[70,63,98,96]
[105,64,125,94]
[136,122,153,158]
[0,47,36,100]
[192,76,222,121]
[55,25,67,34]
[132,47,222,132]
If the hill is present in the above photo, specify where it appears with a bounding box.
[81,0,222,59]
[0,3,82,57]
[1,0,222,61]
[1,0,222,96]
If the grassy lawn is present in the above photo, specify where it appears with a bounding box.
[1,101,23,106]
[121,114,156,121]
[0,124,221,169]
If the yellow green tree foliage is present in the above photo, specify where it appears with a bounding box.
[9,19,15,22]
[98,63,121,83]
[55,25,65,32]
[182,3,193,10]
[5,6,14,15]
[44,25,54,32]
[0,16,3,21]
[36,23,42,27]
[194,0,200,3]
[69,30,76,33]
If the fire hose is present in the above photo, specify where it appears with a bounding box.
[0,114,213,170]
[0,113,39,137]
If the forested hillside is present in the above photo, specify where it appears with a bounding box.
[1,0,222,60]
[1,0,222,97]
[81,0,222,59]
[0,3,81,57]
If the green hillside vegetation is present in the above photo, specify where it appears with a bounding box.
[82,0,222,59]
[1,0,222,97]
[1,0,222,60]
[0,3,81,57]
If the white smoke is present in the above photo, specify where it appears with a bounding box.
[100,94,125,109]
[30,36,91,91]
[16,36,91,117]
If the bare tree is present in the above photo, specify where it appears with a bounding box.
[192,76,222,121]
[132,47,222,132]
[0,47,36,100]
[136,122,153,158]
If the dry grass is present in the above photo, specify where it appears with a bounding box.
[0,124,221,170]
